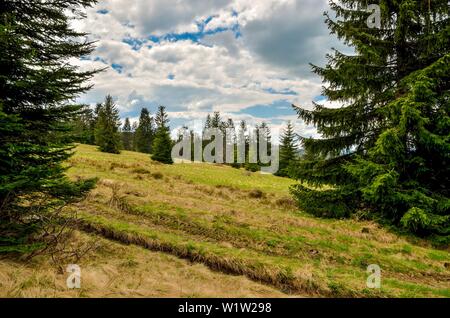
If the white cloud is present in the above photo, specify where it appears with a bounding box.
[99,0,230,35]
[74,0,345,140]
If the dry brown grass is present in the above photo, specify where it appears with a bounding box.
[51,145,450,297]
[248,189,265,199]
[0,231,287,298]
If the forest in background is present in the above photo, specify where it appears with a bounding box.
[0,0,448,265]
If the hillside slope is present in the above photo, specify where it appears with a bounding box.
[1,144,449,297]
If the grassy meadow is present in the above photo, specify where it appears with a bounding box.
[1,144,448,298]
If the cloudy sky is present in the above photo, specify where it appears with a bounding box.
[74,0,347,141]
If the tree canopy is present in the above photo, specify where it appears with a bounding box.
[290,0,449,241]
[0,0,99,253]
[95,95,122,154]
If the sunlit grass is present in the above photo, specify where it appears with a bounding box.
[50,144,450,297]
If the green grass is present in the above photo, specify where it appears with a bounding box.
[65,144,450,298]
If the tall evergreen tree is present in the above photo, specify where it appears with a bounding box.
[239,120,248,138]
[122,117,133,151]
[257,122,273,169]
[94,103,102,118]
[131,121,138,150]
[226,118,235,130]
[245,124,260,172]
[258,122,272,157]
[225,118,238,166]
[152,106,173,164]
[225,118,236,144]
[72,105,96,145]
[95,95,122,154]
[277,121,298,177]
[259,122,271,143]
[204,111,228,162]
[290,0,449,239]
[134,108,154,153]
[211,111,222,129]
[0,0,98,254]
[238,120,249,167]
[155,105,169,130]
[204,114,212,130]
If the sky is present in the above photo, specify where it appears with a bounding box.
[73,0,348,141]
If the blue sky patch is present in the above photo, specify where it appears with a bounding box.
[111,63,123,74]
[196,15,215,33]
[313,95,327,102]
[239,100,296,119]
[264,88,298,96]
[97,9,109,15]
[145,17,241,45]
[122,37,146,51]
[94,56,107,64]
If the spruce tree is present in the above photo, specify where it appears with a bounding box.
[257,122,273,170]
[290,0,449,239]
[155,105,170,129]
[134,108,154,153]
[259,122,271,142]
[122,117,133,151]
[277,122,298,177]
[245,124,260,172]
[152,106,173,164]
[72,105,96,145]
[211,111,222,129]
[259,122,272,157]
[0,0,98,254]
[238,120,249,167]
[202,114,212,155]
[131,121,138,150]
[224,118,236,164]
[94,103,102,120]
[207,112,229,162]
[226,118,236,131]
[95,95,122,154]
[204,114,212,130]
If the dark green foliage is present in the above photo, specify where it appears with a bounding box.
[152,130,174,164]
[131,121,138,150]
[72,105,96,145]
[204,112,223,162]
[122,117,133,151]
[134,108,154,153]
[238,120,250,168]
[204,114,212,130]
[202,113,275,170]
[259,122,271,146]
[226,118,235,131]
[211,111,222,130]
[155,105,170,129]
[259,121,272,162]
[152,106,173,164]
[276,121,298,177]
[290,0,450,239]
[0,0,98,254]
[95,95,122,154]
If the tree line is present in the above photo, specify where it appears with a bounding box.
[74,105,301,177]
[72,97,174,164]
[197,112,300,177]
[1,0,448,257]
